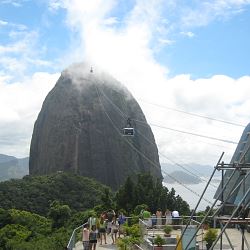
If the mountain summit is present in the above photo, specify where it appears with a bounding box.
[29,63,162,189]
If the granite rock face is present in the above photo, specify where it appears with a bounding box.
[29,63,162,189]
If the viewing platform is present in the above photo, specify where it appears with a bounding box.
[67,216,250,250]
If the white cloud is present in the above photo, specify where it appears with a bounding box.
[0,30,51,80]
[180,31,194,38]
[180,0,250,28]
[158,38,174,45]
[0,0,24,7]
[150,75,250,165]
[48,0,63,11]
[0,19,8,26]
[103,17,119,25]
[0,72,59,157]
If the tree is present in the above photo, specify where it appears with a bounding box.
[100,187,114,210]
[0,173,108,216]
[0,208,12,229]
[115,173,190,215]
[116,176,135,213]
[47,200,71,228]
[174,195,190,215]
[0,224,31,249]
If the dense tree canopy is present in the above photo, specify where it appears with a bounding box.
[115,172,190,215]
[0,172,191,249]
[0,172,109,216]
[0,208,69,250]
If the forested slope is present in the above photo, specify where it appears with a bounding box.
[0,172,107,216]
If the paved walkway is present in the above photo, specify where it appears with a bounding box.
[142,228,250,250]
[75,233,118,250]
[75,228,250,249]
[171,228,250,250]
[206,228,250,250]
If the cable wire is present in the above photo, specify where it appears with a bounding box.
[139,99,245,127]
[94,81,213,205]
[97,82,219,189]
[97,83,238,145]
[136,120,238,145]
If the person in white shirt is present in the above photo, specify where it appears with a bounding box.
[172,210,180,229]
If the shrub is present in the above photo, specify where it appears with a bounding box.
[204,228,218,245]
[154,235,166,246]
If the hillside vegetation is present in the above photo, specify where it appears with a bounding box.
[0,172,107,216]
[0,172,190,249]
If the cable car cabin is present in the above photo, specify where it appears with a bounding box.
[123,127,134,136]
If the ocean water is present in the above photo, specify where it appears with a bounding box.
[163,177,221,211]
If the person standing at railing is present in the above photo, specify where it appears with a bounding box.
[89,225,98,250]
[151,213,157,228]
[110,218,119,244]
[156,208,162,228]
[143,208,152,228]
[106,209,116,234]
[88,213,98,231]
[165,209,172,225]
[172,210,180,229]
[99,217,107,245]
[82,224,90,250]
[117,210,126,238]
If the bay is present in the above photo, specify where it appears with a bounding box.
[163,177,221,211]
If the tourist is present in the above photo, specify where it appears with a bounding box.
[143,208,152,228]
[110,218,119,244]
[99,216,107,245]
[89,225,98,250]
[117,210,126,238]
[88,213,98,230]
[165,209,172,225]
[82,224,90,250]
[156,208,162,228]
[106,209,116,234]
[172,210,180,229]
[151,213,157,228]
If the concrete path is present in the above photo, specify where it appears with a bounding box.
[75,233,118,250]
[147,228,250,250]
[75,228,250,249]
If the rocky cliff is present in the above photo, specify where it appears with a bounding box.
[29,63,162,189]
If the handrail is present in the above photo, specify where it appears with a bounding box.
[134,244,144,249]
[67,223,86,250]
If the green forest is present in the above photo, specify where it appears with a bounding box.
[0,172,190,249]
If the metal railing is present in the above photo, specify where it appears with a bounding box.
[67,223,86,250]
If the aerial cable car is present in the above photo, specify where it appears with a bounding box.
[123,118,135,136]
[90,66,93,73]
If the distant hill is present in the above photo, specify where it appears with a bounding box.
[0,172,108,216]
[161,162,220,184]
[0,154,218,185]
[163,170,201,184]
[0,154,29,182]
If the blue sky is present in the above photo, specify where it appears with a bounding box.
[1,0,249,79]
[0,0,250,168]
[163,8,250,78]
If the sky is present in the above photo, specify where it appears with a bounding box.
[0,0,250,172]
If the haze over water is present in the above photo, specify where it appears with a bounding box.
[163,178,220,211]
